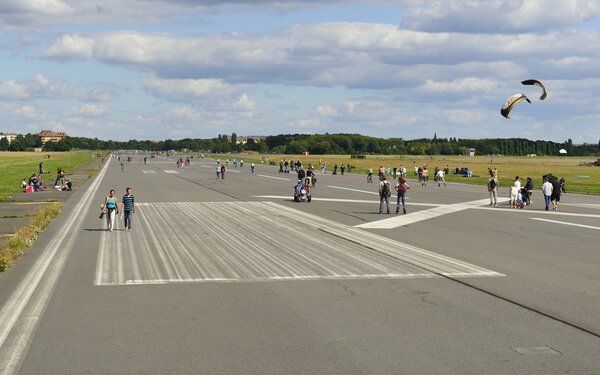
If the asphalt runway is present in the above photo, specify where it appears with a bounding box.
[1,154,599,374]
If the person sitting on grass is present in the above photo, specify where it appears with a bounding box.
[21,178,28,191]
[29,174,41,192]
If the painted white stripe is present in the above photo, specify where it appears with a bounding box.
[470,206,600,219]
[164,170,179,174]
[355,198,509,229]
[252,195,438,206]
[531,218,600,231]
[125,274,442,284]
[326,185,380,195]
[96,201,502,286]
[142,170,157,174]
[0,158,111,374]
[258,174,291,181]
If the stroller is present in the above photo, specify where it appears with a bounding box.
[517,188,529,209]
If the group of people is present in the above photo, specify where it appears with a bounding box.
[21,164,72,192]
[542,175,566,211]
[21,174,45,192]
[100,187,135,231]
[486,169,566,211]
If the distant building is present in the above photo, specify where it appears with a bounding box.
[0,133,18,144]
[464,148,476,157]
[38,130,68,144]
[226,135,267,144]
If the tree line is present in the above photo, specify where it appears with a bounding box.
[1,132,599,156]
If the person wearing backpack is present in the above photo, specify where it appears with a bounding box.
[487,177,498,206]
[378,176,392,214]
[395,177,410,214]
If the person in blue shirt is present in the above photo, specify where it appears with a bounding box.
[103,189,119,231]
[121,187,135,231]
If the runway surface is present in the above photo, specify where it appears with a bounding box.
[1,154,599,374]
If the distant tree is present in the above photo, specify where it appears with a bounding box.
[0,137,8,151]
[9,135,25,151]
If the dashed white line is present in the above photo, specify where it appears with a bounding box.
[531,218,600,231]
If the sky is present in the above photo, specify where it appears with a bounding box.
[1,0,600,143]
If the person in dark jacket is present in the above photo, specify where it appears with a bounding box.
[550,176,561,210]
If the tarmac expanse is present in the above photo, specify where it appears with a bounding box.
[1,154,599,374]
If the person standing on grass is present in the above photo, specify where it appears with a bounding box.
[395,177,410,214]
[542,177,553,211]
[103,189,119,231]
[121,187,135,231]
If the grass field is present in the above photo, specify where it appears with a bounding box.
[0,151,97,200]
[210,153,600,195]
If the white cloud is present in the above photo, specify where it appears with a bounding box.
[315,105,339,116]
[0,81,30,100]
[38,25,600,92]
[84,84,115,102]
[142,76,238,100]
[41,34,94,60]
[233,94,256,110]
[401,0,600,33]
[164,107,202,122]
[0,74,77,100]
[64,104,108,117]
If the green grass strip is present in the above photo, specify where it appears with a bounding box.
[0,202,63,272]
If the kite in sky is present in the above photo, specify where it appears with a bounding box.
[500,93,531,119]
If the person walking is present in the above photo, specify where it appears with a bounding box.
[525,177,534,206]
[220,164,226,179]
[395,177,410,214]
[487,176,498,206]
[551,176,561,210]
[542,177,553,211]
[436,168,447,187]
[103,189,119,231]
[559,177,567,194]
[121,187,135,231]
[421,167,428,186]
[251,162,255,173]
[378,176,392,214]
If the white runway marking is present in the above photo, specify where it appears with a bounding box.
[142,170,157,174]
[253,195,439,206]
[95,201,503,286]
[258,174,291,181]
[326,185,380,195]
[356,198,509,229]
[164,170,179,174]
[531,218,600,231]
[470,206,600,219]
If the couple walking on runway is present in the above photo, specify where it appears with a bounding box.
[100,187,135,231]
